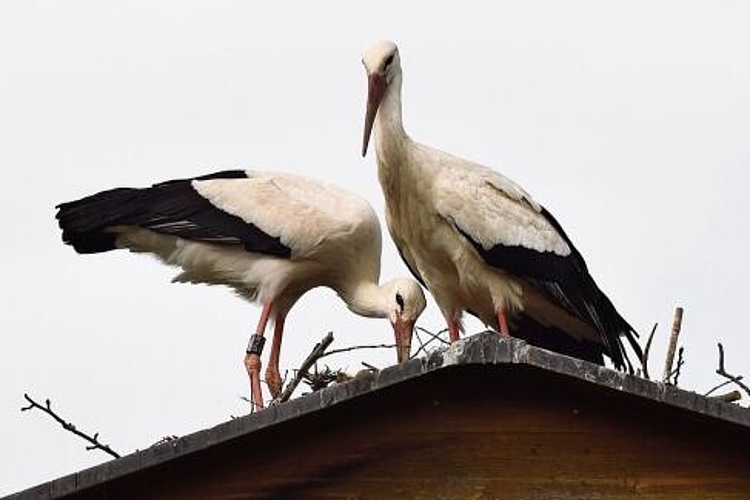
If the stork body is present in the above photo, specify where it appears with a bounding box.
[56,169,426,409]
[361,41,641,369]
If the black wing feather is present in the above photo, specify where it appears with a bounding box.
[457,206,642,371]
[56,170,291,258]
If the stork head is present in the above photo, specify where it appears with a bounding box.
[361,40,401,157]
[382,277,426,363]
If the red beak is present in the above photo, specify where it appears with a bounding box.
[393,319,415,363]
[362,73,387,157]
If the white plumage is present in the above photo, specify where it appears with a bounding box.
[361,41,640,369]
[57,169,426,409]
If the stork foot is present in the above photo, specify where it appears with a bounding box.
[244,352,264,412]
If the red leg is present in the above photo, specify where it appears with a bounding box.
[448,318,461,343]
[245,300,273,412]
[266,312,286,400]
[496,307,510,337]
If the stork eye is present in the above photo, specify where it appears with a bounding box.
[395,292,405,312]
[383,54,395,69]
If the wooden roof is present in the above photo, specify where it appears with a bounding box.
[6,333,750,499]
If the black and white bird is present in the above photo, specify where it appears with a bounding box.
[361,40,641,370]
[56,169,426,410]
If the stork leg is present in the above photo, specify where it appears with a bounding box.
[496,307,511,337]
[266,312,286,400]
[245,300,273,412]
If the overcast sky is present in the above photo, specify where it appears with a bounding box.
[2,0,749,494]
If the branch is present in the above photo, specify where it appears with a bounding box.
[277,332,334,403]
[662,307,684,383]
[411,327,449,358]
[318,343,395,359]
[640,323,658,380]
[666,346,685,386]
[361,361,379,372]
[21,394,121,458]
[709,390,742,404]
[712,342,750,399]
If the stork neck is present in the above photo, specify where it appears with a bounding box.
[339,280,389,319]
[374,74,407,157]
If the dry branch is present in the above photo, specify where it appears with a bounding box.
[361,361,379,372]
[318,343,395,359]
[665,347,685,386]
[710,390,742,404]
[277,332,334,403]
[710,342,750,399]
[411,327,449,358]
[21,393,121,458]
[662,307,684,383]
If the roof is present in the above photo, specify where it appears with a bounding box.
[7,332,750,499]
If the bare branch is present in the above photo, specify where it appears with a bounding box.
[411,327,450,358]
[21,393,121,458]
[665,346,685,386]
[277,332,334,403]
[709,390,742,404]
[662,307,684,383]
[704,378,735,397]
[640,323,658,380]
[318,343,396,359]
[415,326,450,345]
[712,342,750,399]
[361,362,378,372]
[412,328,427,357]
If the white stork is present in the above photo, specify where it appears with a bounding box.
[56,169,426,410]
[361,41,641,370]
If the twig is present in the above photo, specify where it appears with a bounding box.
[277,332,334,403]
[302,364,351,391]
[361,361,378,372]
[709,390,742,404]
[640,323,658,380]
[411,327,450,358]
[712,342,750,398]
[704,378,736,397]
[415,326,450,345]
[318,343,395,359]
[662,307,684,383]
[412,327,427,358]
[21,394,121,458]
[666,347,685,386]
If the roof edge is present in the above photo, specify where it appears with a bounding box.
[6,332,749,499]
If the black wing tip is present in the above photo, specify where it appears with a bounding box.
[55,169,292,258]
[513,314,606,366]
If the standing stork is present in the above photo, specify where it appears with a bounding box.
[56,169,426,410]
[360,41,641,370]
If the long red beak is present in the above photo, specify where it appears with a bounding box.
[393,319,415,363]
[362,73,386,157]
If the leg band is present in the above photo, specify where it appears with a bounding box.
[246,334,266,355]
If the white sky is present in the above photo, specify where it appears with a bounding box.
[1,0,749,494]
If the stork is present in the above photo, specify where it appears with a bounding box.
[361,41,641,370]
[56,169,426,410]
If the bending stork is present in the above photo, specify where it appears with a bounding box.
[361,41,641,370]
[56,169,426,410]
